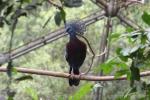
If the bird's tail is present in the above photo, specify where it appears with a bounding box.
[69,68,80,86]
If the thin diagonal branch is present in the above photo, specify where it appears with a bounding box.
[117,13,142,30]
[96,0,107,8]
[0,11,105,65]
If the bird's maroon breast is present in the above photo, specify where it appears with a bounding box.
[66,38,87,67]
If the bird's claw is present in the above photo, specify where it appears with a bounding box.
[69,73,74,79]
[69,73,86,80]
[78,73,86,79]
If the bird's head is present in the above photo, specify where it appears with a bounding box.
[65,22,85,38]
[66,23,77,38]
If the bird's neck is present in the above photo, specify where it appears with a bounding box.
[69,33,77,40]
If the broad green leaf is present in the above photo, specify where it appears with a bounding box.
[100,62,113,74]
[130,65,140,87]
[95,59,127,74]
[54,12,62,26]
[142,11,150,26]
[70,83,92,100]
[55,8,66,25]
[115,69,129,78]
[7,62,13,77]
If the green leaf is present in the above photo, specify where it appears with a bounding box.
[124,87,137,98]
[126,27,134,33]
[54,12,62,26]
[130,64,140,87]
[100,62,113,74]
[116,48,129,61]
[60,8,66,24]
[7,62,13,77]
[4,5,13,16]
[64,0,83,7]
[7,90,16,100]
[111,33,120,38]
[12,67,18,75]
[142,11,150,26]
[115,96,130,100]
[141,34,147,44]
[129,46,140,57]
[110,33,120,41]
[115,69,129,78]
[25,4,37,11]
[15,75,33,82]
[7,96,14,100]
[130,66,140,81]
[95,59,128,74]
[24,0,32,3]
[54,8,66,26]
[130,46,144,59]
[17,0,32,3]
[70,83,92,100]
[25,87,38,100]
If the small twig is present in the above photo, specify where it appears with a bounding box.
[118,0,143,9]
[96,0,107,8]
[77,34,95,74]
[117,13,142,30]
[90,0,104,8]
[88,47,107,58]
[48,0,62,9]
[42,16,52,28]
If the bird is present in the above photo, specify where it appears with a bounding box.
[65,23,87,86]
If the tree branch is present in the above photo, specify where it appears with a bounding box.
[0,67,150,81]
[0,11,105,65]
[117,13,142,30]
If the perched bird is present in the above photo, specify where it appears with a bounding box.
[65,23,87,86]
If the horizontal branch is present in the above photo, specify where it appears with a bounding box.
[0,67,150,81]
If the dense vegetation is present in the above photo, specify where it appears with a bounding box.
[0,0,150,100]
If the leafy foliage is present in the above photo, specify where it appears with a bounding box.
[0,0,150,100]
[69,83,92,100]
[142,11,150,26]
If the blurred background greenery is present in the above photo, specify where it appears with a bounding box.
[0,0,150,100]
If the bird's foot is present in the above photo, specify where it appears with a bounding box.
[68,73,75,79]
[78,73,86,79]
